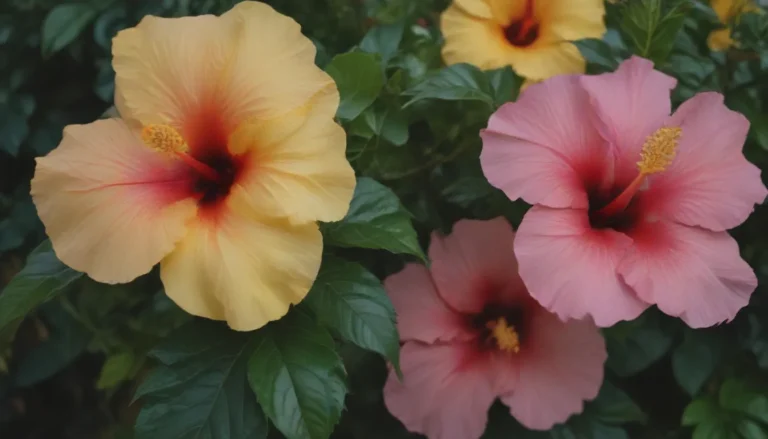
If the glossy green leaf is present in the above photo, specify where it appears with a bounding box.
[326,52,384,121]
[619,0,689,64]
[353,103,409,146]
[683,398,720,426]
[694,419,739,439]
[673,330,724,396]
[248,310,346,439]
[719,379,768,425]
[41,3,98,56]
[739,419,768,439]
[485,66,521,107]
[605,313,675,377]
[321,177,425,260]
[134,321,268,439]
[359,22,405,66]
[574,38,622,73]
[97,351,136,390]
[304,256,399,371]
[403,63,494,107]
[0,240,84,333]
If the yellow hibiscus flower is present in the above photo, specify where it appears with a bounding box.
[440,0,606,81]
[30,1,356,331]
[708,0,761,51]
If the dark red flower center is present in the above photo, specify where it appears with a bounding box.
[469,303,529,354]
[190,149,243,209]
[503,0,539,47]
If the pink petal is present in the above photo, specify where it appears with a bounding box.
[618,220,757,328]
[429,218,527,314]
[480,75,606,209]
[514,206,649,327]
[384,342,496,439]
[580,56,677,184]
[501,310,606,430]
[643,92,767,231]
[385,264,470,343]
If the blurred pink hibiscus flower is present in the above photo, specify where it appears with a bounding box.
[481,56,767,328]
[383,218,606,439]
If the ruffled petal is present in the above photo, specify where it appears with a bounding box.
[514,206,648,327]
[500,310,606,430]
[229,86,355,224]
[579,56,677,185]
[539,0,606,41]
[113,2,332,147]
[618,220,756,328]
[385,264,471,344]
[159,190,322,331]
[384,342,496,439]
[429,218,527,313]
[440,4,513,70]
[643,92,767,231]
[481,75,606,209]
[31,119,196,283]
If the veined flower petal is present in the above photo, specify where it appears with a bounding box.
[112,1,333,148]
[229,86,355,224]
[31,119,197,283]
[159,189,322,331]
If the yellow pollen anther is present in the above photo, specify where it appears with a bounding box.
[637,126,682,175]
[141,124,189,154]
[487,317,521,354]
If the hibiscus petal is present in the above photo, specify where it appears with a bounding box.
[31,119,196,284]
[480,75,605,209]
[384,342,496,439]
[501,310,606,430]
[644,92,767,231]
[430,218,528,313]
[113,2,332,144]
[385,264,470,344]
[440,4,513,69]
[159,190,322,331]
[540,0,606,41]
[514,206,648,326]
[229,86,355,224]
[579,56,677,184]
[618,220,756,328]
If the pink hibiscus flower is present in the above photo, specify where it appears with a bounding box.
[480,56,767,328]
[383,218,606,439]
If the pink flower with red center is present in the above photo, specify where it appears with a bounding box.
[481,56,767,328]
[383,218,606,439]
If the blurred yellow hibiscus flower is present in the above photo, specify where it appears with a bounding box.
[440,0,606,81]
[708,0,761,51]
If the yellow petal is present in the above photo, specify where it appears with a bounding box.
[708,28,734,51]
[160,190,323,331]
[441,4,512,70]
[31,119,197,283]
[112,1,333,141]
[455,0,494,20]
[229,86,355,224]
[540,0,606,42]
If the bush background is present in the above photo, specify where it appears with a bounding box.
[2,0,768,438]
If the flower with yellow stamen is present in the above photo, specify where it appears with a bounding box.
[440,0,606,82]
[30,1,356,331]
[708,0,761,51]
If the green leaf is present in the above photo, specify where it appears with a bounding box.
[326,52,384,121]
[41,3,98,56]
[359,22,405,66]
[304,256,399,372]
[673,329,724,396]
[134,320,268,439]
[694,419,740,439]
[619,0,689,64]
[403,63,494,107]
[485,66,521,107]
[720,379,768,425]
[321,177,425,260]
[97,351,136,390]
[739,419,768,439]
[352,103,409,146]
[14,304,89,387]
[605,312,675,377]
[248,310,346,439]
[683,398,720,426]
[0,240,84,334]
[0,98,32,156]
[574,38,622,72]
[589,381,647,424]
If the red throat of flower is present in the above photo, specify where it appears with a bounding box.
[504,0,539,47]
[594,127,682,219]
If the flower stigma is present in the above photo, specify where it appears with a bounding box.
[486,317,521,353]
[141,124,220,182]
[595,126,682,218]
